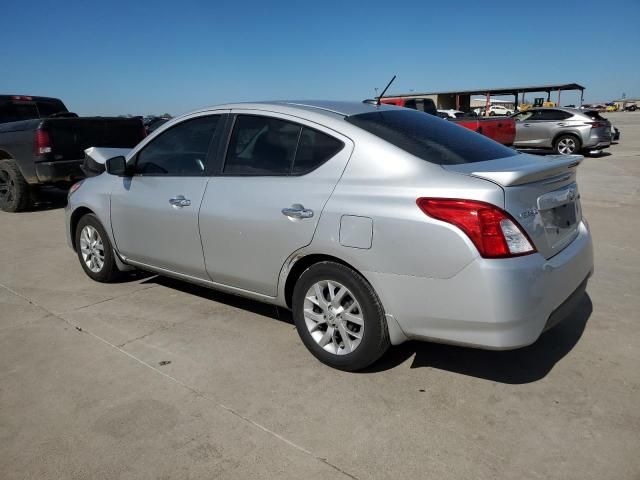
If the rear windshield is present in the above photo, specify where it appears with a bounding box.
[0,98,67,123]
[346,109,517,165]
[584,110,606,121]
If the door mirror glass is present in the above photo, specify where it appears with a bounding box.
[105,156,128,176]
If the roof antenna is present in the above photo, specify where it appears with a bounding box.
[376,75,397,105]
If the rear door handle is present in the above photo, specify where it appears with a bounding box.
[282,204,314,219]
[169,195,191,208]
[523,123,531,127]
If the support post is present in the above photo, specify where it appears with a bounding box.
[485,92,490,117]
[514,93,519,111]
[557,89,561,106]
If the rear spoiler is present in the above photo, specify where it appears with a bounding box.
[443,154,583,187]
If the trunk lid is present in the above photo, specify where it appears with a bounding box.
[443,153,583,259]
[41,117,145,162]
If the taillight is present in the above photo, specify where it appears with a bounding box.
[588,121,607,128]
[34,128,52,157]
[416,198,536,258]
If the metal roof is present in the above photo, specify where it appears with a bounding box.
[384,83,586,98]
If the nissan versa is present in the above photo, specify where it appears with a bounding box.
[65,101,594,371]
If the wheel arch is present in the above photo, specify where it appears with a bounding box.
[282,252,409,346]
[0,149,13,160]
[69,206,96,251]
[552,131,582,149]
[283,253,356,309]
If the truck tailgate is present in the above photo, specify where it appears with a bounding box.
[43,117,144,162]
[452,117,516,146]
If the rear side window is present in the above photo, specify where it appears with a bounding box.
[135,115,220,175]
[584,110,606,121]
[224,115,343,175]
[0,99,67,123]
[346,109,517,165]
[533,109,572,121]
[293,127,343,174]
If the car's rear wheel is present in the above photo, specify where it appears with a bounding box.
[75,214,120,282]
[0,159,31,212]
[292,261,390,371]
[554,134,581,155]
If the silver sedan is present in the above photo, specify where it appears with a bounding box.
[66,101,593,371]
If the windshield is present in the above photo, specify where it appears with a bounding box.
[346,109,518,165]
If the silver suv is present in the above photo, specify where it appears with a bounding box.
[66,101,593,371]
[512,107,611,154]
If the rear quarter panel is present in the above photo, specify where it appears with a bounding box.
[306,138,504,280]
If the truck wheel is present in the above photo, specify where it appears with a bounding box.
[0,159,31,212]
[554,135,581,155]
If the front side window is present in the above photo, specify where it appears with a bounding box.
[513,111,534,122]
[134,115,220,175]
[223,115,343,175]
[347,108,518,165]
[535,110,570,121]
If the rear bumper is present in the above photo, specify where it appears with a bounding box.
[583,130,611,150]
[35,160,85,184]
[365,220,594,349]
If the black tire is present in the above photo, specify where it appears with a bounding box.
[75,214,121,282]
[554,134,582,155]
[292,261,390,371]
[0,159,31,212]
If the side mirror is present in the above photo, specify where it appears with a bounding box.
[105,156,128,176]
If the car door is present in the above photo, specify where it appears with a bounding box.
[198,111,353,296]
[110,113,225,279]
[512,109,543,145]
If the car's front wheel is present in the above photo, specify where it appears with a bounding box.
[292,261,390,371]
[75,214,120,282]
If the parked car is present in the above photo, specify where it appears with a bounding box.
[437,109,465,119]
[381,99,515,145]
[511,107,612,155]
[379,97,437,115]
[66,101,593,371]
[0,95,146,212]
[624,104,637,112]
[474,105,513,116]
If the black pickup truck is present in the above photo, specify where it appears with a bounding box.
[0,95,145,212]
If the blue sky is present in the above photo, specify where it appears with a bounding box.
[2,0,639,116]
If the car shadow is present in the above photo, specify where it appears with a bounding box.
[29,187,68,211]
[364,293,593,384]
[140,275,294,325]
[139,274,591,384]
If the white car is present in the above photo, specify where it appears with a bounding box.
[437,109,465,119]
[474,105,513,116]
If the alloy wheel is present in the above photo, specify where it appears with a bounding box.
[79,225,105,273]
[557,137,577,154]
[303,280,365,355]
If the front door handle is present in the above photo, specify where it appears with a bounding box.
[169,195,191,208]
[282,204,314,219]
